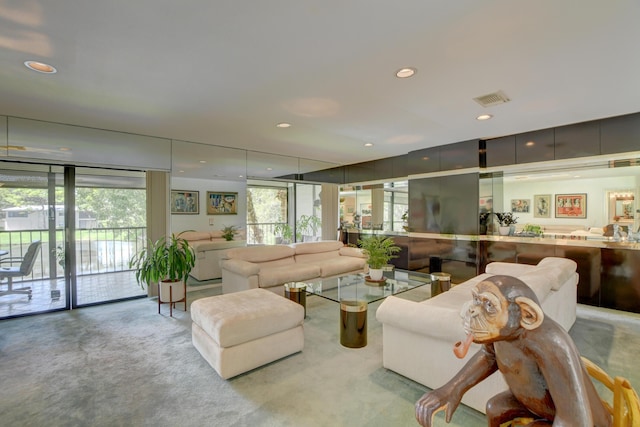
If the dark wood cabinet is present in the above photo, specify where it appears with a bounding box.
[301,166,345,183]
[408,147,439,175]
[373,158,395,180]
[554,121,600,160]
[516,128,555,164]
[439,139,480,170]
[391,154,408,179]
[600,112,640,155]
[485,135,516,167]
[345,162,375,183]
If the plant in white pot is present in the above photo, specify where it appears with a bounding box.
[221,225,238,241]
[296,214,321,242]
[358,235,401,281]
[129,233,196,315]
[273,223,294,244]
[495,212,518,236]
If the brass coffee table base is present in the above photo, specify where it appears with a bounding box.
[340,300,367,348]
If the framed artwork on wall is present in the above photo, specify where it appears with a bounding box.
[171,190,199,214]
[533,194,551,218]
[555,193,586,218]
[207,191,238,215]
[511,199,530,213]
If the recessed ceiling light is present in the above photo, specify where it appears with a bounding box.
[476,114,493,121]
[525,141,535,147]
[276,122,291,128]
[266,167,273,171]
[238,175,243,178]
[364,143,374,147]
[199,160,207,163]
[179,170,184,173]
[395,67,416,78]
[24,60,57,74]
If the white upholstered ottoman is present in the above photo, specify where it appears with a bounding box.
[191,288,304,379]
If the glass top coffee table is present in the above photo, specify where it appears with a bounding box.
[303,270,432,348]
[304,269,432,305]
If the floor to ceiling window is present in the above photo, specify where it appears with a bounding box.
[295,183,322,241]
[0,162,147,319]
[73,167,147,307]
[246,181,323,245]
[246,182,289,245]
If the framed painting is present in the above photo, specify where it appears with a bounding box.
[555,193,586,218]
[171,190,199,214]
[207,191,238,215]
[511,199,530,213]
[533,194,551,218]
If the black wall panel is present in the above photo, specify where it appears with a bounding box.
[516,128,555,163]
[373,157,395,180]
[485,135,516,167]
[408,147,439,175]
[439,139,480,170]
[600,112,640,155]
[409,173,479,235]
[554,121,600,159]
[345,162,375,183]
[300,166,345,183]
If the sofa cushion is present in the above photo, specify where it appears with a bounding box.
[295,250,339,264]
[210,230,224,239]
[485,262,537,276]
[422,286,472,311]
[226,245,295,263]
[339,246,366,258]
[536,257,577,290]
[378,296,465,342]
[315,257,366,277]
[191,240,246,253]
[291,240,344,254]
[516,271,554,302]
[180,231,212,242]
[259,264,321,288]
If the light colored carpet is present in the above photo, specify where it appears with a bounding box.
[1,285,638,427]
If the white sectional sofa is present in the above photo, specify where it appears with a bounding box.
[375,257,578,414]
[220,240,367,296]
[181,231,247,281]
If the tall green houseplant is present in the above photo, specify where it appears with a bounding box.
[129,233,196,314]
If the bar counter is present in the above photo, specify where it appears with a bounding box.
[345,228,640,314]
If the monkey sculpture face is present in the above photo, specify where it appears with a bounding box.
[462,277,544,345]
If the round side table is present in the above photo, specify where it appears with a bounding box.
[284,282,307,317]
[340,300,367,348]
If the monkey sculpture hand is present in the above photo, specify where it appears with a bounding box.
[415,275,612,427]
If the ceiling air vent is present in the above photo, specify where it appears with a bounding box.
[473,90,511,108]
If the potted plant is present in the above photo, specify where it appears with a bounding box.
[221,225,238,241]
[297,214,321,241]
[129,233,196,311]
[495,212,518,236]
[401,210,409,231]
[273,223,294,244]
[52,244,65,268]
[357,235,401,281]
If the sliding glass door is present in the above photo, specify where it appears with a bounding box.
[73,168,147,306]
[0,162,147,319]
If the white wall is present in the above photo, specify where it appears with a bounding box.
[504,175,638,230]
[170,177,247,234]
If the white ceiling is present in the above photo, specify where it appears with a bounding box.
[1,1,640,178]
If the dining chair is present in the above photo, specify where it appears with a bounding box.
[0,240,42,301]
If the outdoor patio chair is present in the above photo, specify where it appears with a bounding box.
[0,240,42,301]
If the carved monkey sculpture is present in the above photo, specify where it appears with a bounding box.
[415,275,611,427]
